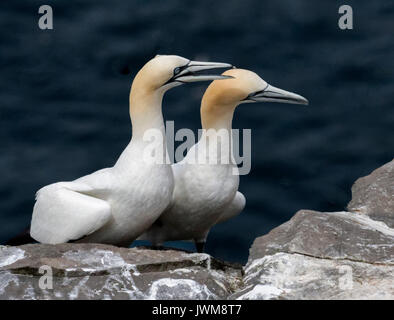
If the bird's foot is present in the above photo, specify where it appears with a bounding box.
[194,241,205,253]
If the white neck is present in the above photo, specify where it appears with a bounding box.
[129,89,166,140]
[115,86,169,168]
[194,105,237,165]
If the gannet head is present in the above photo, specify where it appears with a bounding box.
[133,55,233,93]
[204,68,309,107]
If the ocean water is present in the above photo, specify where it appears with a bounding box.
[0,0,392,263]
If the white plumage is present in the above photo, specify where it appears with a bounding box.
[140,120,245,248]
[30,55,232,246]
[141,68,308,251]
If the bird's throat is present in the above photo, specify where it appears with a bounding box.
[129,88,166,141]
[201,102,236,132]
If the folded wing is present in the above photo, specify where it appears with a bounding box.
[30,181,111,244]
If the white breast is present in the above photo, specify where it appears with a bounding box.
[151,142,239,242]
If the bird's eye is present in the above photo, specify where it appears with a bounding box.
[174,67,181,75]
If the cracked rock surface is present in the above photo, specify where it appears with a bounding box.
[234,159,394,300]
[348,159,393,228]
[0,159,393,300]
[0,244,242,299]
[232,210,394,300]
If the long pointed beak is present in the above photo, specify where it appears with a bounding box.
[173,61,233,83]
[247,84,309,105]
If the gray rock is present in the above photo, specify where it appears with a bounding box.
[347,159,394,227]
[248,210,394,265]
[0,244,242,300]
[234,159,394,300]
[233,209,394,299]
[1,160,393,300]
[232,251,393,300]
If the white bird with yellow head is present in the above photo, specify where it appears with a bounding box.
[140,68,308,252]
[29,55,232,246]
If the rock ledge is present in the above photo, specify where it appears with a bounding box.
[1,159,393,299]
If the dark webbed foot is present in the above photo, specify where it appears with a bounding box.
[195,241,205,253]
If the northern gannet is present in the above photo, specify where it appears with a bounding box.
[140,68,308,252]
[29,55,232,246]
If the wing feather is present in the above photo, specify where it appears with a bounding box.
[30,182,111,244]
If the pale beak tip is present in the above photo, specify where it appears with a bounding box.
[294,93,309,106]
[223,63,233,68]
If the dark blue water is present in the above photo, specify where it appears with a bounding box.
[0,0,393,263]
